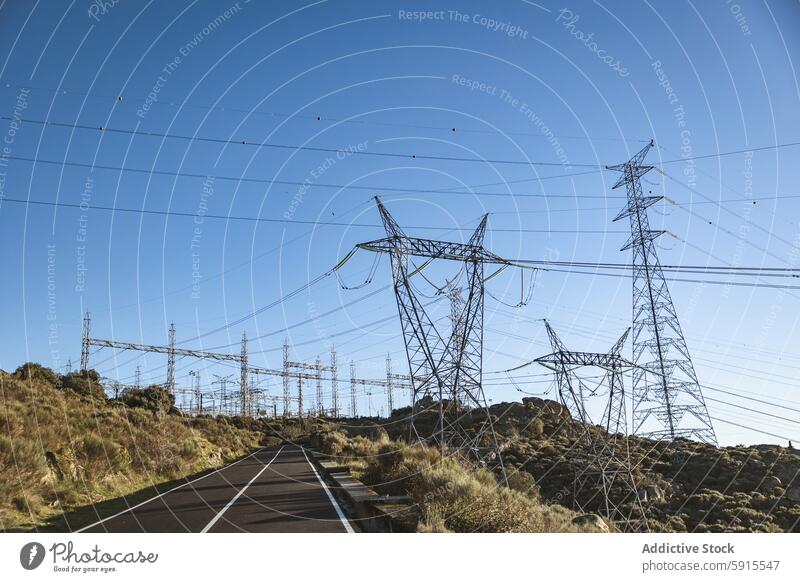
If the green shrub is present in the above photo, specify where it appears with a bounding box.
[14,363,60,388]
[61,373,106,400]
[318,431,349,456]
[506,469,540,499]
[119,385,175,415]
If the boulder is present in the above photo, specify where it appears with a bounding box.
[773,465,800,485]
[522,396,545,408]
[571,513,609,532]
[638,484,666,503]
[760,475,782,494]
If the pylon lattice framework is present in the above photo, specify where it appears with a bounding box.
[359,196,509,475]
[535,321,649,532]
[608,141,716,445]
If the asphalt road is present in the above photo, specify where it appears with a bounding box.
[77,446,355,533]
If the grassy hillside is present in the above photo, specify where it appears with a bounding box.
[332,396,800,532]
[0,364,265,531]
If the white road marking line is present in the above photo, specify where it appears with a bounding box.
[200,446,285,533]
[301,448,355,533]
[75,447,268,533]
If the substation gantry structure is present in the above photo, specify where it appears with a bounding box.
[608,141,716,444]
[347,357,422,418]
[358,196,521,475]
[535,320,649,532]
[283,339,414,418]
[81,312,411,418]
[81,311,250,415]
[82,314,253,416]
[282,339,340,416]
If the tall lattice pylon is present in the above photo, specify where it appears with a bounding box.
[240,332,249,416]
[446,282,467,408]
[166,322,176,393]
[330,346,339,417]
[385,354,394,414]
[359,196,506,477]
[349,361,357,417]
[80,311,91,372]
[608,141,716,445]
[315,356,324,414]
[536,321,648,532]
[282,338,291,416]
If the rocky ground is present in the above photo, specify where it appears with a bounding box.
[496,397,800,532]
[339,396,800,532]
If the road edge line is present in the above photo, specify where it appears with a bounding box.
[301,447,355,533]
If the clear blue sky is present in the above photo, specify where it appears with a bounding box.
[1,0,799,445]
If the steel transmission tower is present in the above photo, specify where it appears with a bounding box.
[385,354,394,414]
[188,370,202,414]
[166,322,176,393]
[240,332,249,416]
[297,376,304,418]
[349,361,357,417]
[330,346,339,417]
[536,321,648,532]
[80,311,91,372]
[282,338,291,416]
[315,356,324,414]
[212,374,233,416]
[359,196,508,472]
[608,141,716,445]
